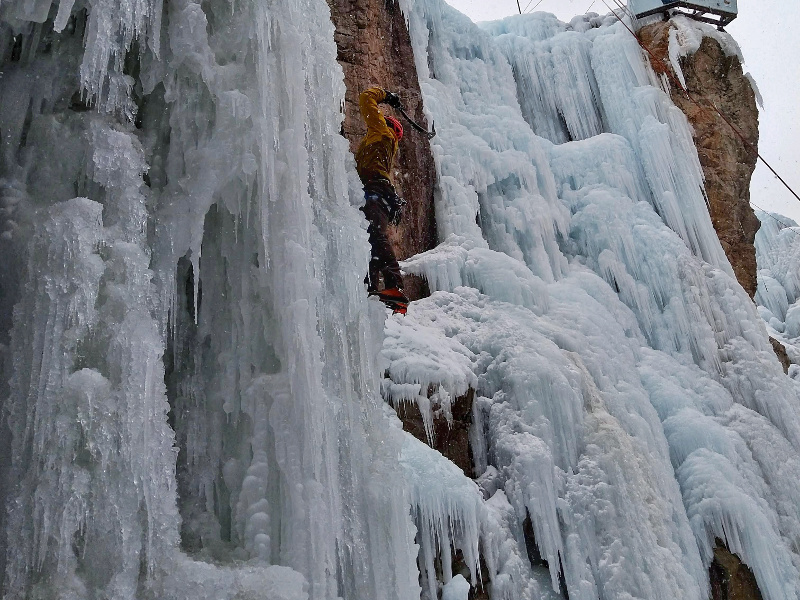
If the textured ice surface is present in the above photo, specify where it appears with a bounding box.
[2,0,162,114]
[755,211,800,373]
[2,0,800,598]
[391,1,800,598]
[0,0,419,598]
[399,433,484,597]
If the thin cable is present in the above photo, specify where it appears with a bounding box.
[610,0,637,22]
[609,0,628,14]
[525,0,546,14]
[601,0,800,206]
[750,200,800,241]
[517,0,522,14]
[585,1,597,14]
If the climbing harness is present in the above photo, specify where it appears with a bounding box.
[365,188,406,225]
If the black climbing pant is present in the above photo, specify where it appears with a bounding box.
[362,193,403,291]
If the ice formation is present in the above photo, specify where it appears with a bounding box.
[755,211,800,374]
[391,2,800,598]
[0,0,420,598]
[1,0,799,599]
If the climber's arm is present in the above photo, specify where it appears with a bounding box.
[359,88,393,136]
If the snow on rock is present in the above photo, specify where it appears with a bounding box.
[674,13,743,60]
[665,14,744,88]
[382,310,477,400]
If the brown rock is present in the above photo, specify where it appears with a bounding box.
[394,387,476,478]
[710,541,764,600]
[390,384,487,595]
[327,0,438,301]
[639,22,761,299]
[769,337,792,374]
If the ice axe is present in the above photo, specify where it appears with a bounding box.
[397,104,436,140]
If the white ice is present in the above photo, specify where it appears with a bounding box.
[390,1,800,598]
[399,431,484,599]
[754,211,800,372]
[2,0,800,598]
[0,0,420,598]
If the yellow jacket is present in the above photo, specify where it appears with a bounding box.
[355,88,399,186]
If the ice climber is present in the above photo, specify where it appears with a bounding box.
[356,87,410,315]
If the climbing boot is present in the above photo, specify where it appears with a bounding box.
[370,288,409,315]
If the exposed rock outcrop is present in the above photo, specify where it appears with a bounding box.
[394,388,476,478]
[327,0,437,300]
[639,25,771,600]
[710,541,764,600]
[770,337,792,374]
[639,21,761,298]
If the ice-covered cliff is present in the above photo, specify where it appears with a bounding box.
[0,0,798,599]
[755,211,800,375]
[637,17,761,299]
[0,0,419,598]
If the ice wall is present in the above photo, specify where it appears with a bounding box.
[0,0,421,598]
[755,211,800,372]
[2,0,800,598]
[390,2,800,598]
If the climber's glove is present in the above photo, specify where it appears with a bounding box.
[389,196,406,226]
[383,90,403,110]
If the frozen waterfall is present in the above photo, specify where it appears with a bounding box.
[393,2,800,599]
[754,211,800,375]
[0,0,419,598]
[1,0,799,599]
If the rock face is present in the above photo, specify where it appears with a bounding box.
[394,388,476,478]
[770,337,792,374]
[639,21,761,298]
[710,542,764,600]
[327,0,437,300]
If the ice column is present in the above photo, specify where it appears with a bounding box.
[3,148,179,598]
[150,0,421,597]
[0,0,421,597]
